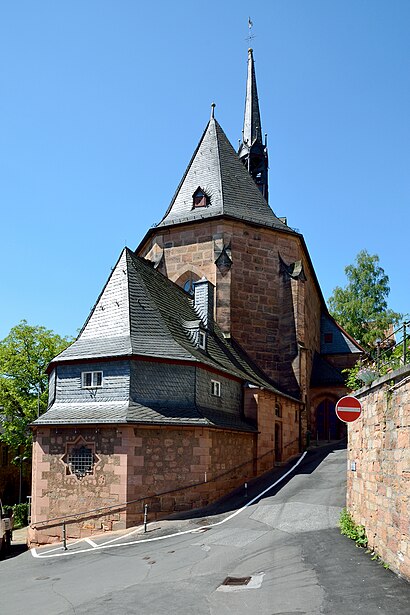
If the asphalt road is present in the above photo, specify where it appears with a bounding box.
[2,444,409,614]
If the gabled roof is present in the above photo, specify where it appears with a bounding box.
[157,116,290,232]
[310,352,346,387]
[50,248,297,400]
[320,314,363,355]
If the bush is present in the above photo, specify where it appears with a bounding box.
[12,503,29,528]
[339,508,368,548]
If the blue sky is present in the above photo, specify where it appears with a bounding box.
[1,1,409,340]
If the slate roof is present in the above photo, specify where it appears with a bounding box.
[38,248,299,428]
[320,314,363,355]
[241,48,263,149]
[157,117,292,233]
[36,401,257,432]
[310,353,346,387]
[52,248,297,398]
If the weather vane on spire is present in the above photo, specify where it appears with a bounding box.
[246,17,255,45]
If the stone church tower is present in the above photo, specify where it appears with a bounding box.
[137,48,359,417]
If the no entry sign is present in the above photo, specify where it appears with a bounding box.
[335,396,362,423]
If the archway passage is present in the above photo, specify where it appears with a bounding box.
[315,399,346,441]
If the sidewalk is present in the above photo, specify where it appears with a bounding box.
[12,526,28,546]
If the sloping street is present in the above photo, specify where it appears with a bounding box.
[2,444,409,614]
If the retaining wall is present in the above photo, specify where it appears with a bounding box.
[347,365,410,580]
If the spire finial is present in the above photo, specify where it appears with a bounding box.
[211,102,216,119]
[246,17,255,46]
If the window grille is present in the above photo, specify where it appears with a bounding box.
[67,446,94,478]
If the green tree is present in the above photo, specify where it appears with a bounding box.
[0,320,71,455]
[328,250,401,352]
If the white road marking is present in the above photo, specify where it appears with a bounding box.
[30,452,307,559]
[84,537,98,547]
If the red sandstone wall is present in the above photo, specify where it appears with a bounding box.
[244,388,301,473]
[29,424,257,546]
[29,427,128,545]
[140,219,323,398]
[347,367,410,580]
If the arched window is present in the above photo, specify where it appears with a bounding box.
[176,271,201,296]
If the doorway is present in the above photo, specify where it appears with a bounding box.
[315,399,346,440]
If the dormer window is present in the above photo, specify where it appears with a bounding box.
[193,187,208,208]
[211,380,221,397]
[199,330,206,350]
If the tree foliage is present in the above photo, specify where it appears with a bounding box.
[328,250,401,352]
[0,321,71,455]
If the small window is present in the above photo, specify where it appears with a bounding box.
[275,402,282,418]
[324,333,333,344]
[211,380,221,397]
[82,371,103,388]
[67,445,94,479]
[199,331,206,350]
[193,188,208,208]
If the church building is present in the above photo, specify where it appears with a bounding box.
[29,50,361,546]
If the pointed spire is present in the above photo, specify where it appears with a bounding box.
[242,48,262,147]
[238,49,269,203]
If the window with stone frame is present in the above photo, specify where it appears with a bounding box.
[176,271,201,295]
[67,445,94,478]
[62,439,98,480]
[275,402,282,418]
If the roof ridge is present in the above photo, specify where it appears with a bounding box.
[159,119,212,224]
[212,117,224,212]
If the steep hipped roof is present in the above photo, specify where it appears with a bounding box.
[50,248,296,399]
[157,116,289,232]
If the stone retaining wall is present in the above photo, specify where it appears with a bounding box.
[347,365,410,580]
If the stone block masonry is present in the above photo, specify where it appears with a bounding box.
[29,424,257,546]
[347,365,410,580]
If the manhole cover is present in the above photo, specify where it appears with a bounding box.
[222,576,252,586]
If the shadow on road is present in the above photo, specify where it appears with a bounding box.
[168,439,347,523]
[1,541,28,561]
